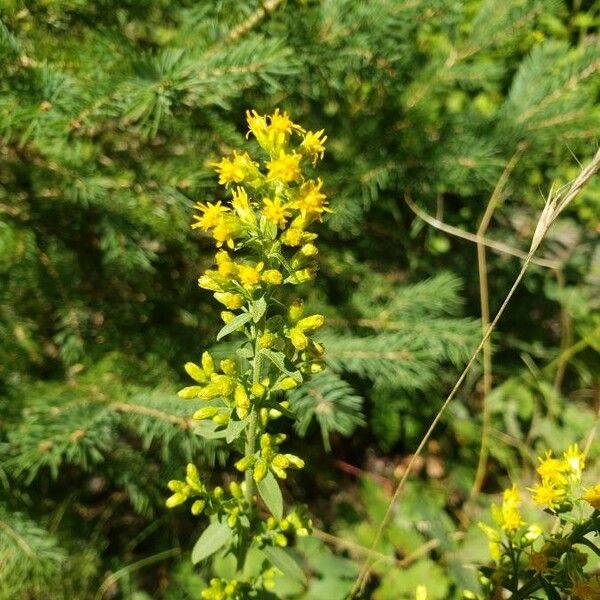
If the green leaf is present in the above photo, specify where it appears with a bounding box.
[257,470,283,520]
[216,312,252,341]
[251,296,267,323]
[260,349,302,382]
[192,521,232,564]
[194,421,227,440]
[236,347,254,359]
[225,416,249,443]
[261,546,306,584]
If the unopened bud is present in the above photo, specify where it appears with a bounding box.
[221,311,235,323]
[201,351,214,376]
[184,362,207,383]
[253,459,268,482]
[191,499,205,515]
[280,377,299,390]
[290,328,309,350]
[214,292,244,310]
[178,386,203,399]
[297,314,324,332]
[193,406,219,420]
[220,359,237,375]
[212,413,230,425]
[288,299,304,322]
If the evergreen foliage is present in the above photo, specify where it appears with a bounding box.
[0,0,598,597]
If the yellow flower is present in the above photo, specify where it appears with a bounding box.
[262,269,283,285]
[281,227,304,246]
[563,443,585,478]
[491,484,524,533]
[237,263,264,289]
[530,482,565,508]
[300,129,327,164]
[292,179,330,218]
[215,250,238,277]
[231,186,255,220]
[536,450,568,486]
[263,197,291,228]
[266,151,302,183]
[212,151,258,186]
[191,201,230,231]
[246,109,269,147]
[212,215,240,248]
[583,483,600,510]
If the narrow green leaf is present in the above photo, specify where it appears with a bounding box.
[260,349,302,382]
[216,312,252,341]
[257,470,283,520]
[261,546,306,584]
[225,416,249,443]
[194,421,227,440]
[251,296,267,323]
[192,521,232,564]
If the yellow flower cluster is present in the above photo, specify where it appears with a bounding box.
[491,484,524,534]
[194,109,329,261]
[529,444,587,510]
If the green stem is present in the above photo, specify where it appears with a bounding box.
[244,325,263,505]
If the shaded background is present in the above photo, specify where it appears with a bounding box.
[0,1,599,598]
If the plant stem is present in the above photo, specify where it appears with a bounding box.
[244,326,263,505]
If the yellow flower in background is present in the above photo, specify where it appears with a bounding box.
[266,151,302,183]
[300,129,327,164]
[192,201,230,231]
[583,484,600,510]
[415,585,427,600]
[536,450,568,486]
[262,197,291,228]
[564,444,585,479]
[492,484,524,533]
[530,481,565,509]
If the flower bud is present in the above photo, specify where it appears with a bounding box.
[229,481,243,498]
[201,351,214,376]
[193,406,219,420]
[253,459,268,482]
[285,454,305,469]
[297,314,324,332]
[272,454,290,469]
[274,533,288,547]
[166,493,187,508]
[281,227,304,246]
[198,274,223,292]
[220,359,237,375]
[262,269,283,285]
[220,310,235,323]
[280,377,299,390]
[288,299,304,322]
[212,412,230,425]
[191,499,205,515]
[184,362,207,383]
[251,382,266,397]
[300,243,318,257]
[235,456,255,471]
[288,268,316,284]
[167,480,186,492]
[177,386,203,399]
[260,407,269,427]
[290,328,309,350]
[213,486,224,499]
[214,292,244,310]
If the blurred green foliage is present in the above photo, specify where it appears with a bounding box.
[0,0,598,598]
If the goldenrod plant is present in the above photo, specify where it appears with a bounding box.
[166,109,329,598]
[477,445,600,599]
